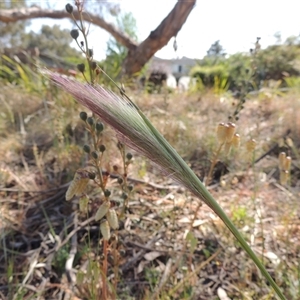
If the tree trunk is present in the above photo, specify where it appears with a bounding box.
[0,1,196,76]
[122,0,196,76]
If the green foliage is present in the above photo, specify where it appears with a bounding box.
[253,42,300,82]
[0,0,29,49]
[100,12,138,82]
[23,25,81,58]
[191,37,300,93]
[0,55,45,92]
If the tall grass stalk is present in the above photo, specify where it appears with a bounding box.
[44,70,286,300]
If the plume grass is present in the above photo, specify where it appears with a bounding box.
[45,70,286,300]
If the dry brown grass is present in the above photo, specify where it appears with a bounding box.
[0,81,299,299]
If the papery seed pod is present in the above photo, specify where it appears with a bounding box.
[95,201,110,221]
[285,156,292,171]
[232,133,240,149]
[216,122,227,144]
[280,170,289,185]
[226,122,236,143]
[79,196,89,213]
[278,152,287,170]
[70,29,79,40]
[246,139,257,153]
[79,111,88,121]
[100,220,111,240]
[107,209,119,230]
[65,169,90,200]
[77,63,85,73]
[65,3,73,13]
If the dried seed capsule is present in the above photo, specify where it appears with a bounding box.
[83,144,90,153]
[70,29,79,40]
[225,122,236,143]
[79,111,87,121]
[278,152,287,170]
[246,139,257,153]
[65,3,73,13]
[216,122,227,144]
[126,152,133,160]
[99,145,106,153]
[95,201,110,221]
[96,122,104,133]
[280,170,289,185]
[100,220,111,240]
[104,189,111,198]
[77,63,85,73]
[224,141,232,156]
[232,133,240,149]
[91,151,98,159]
[284,156,292,171]
[107,209,119,230]
[87,117,94,126]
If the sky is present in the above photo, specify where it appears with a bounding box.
[25,0,300,60]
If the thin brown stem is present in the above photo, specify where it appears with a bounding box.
[205,143,224,186]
